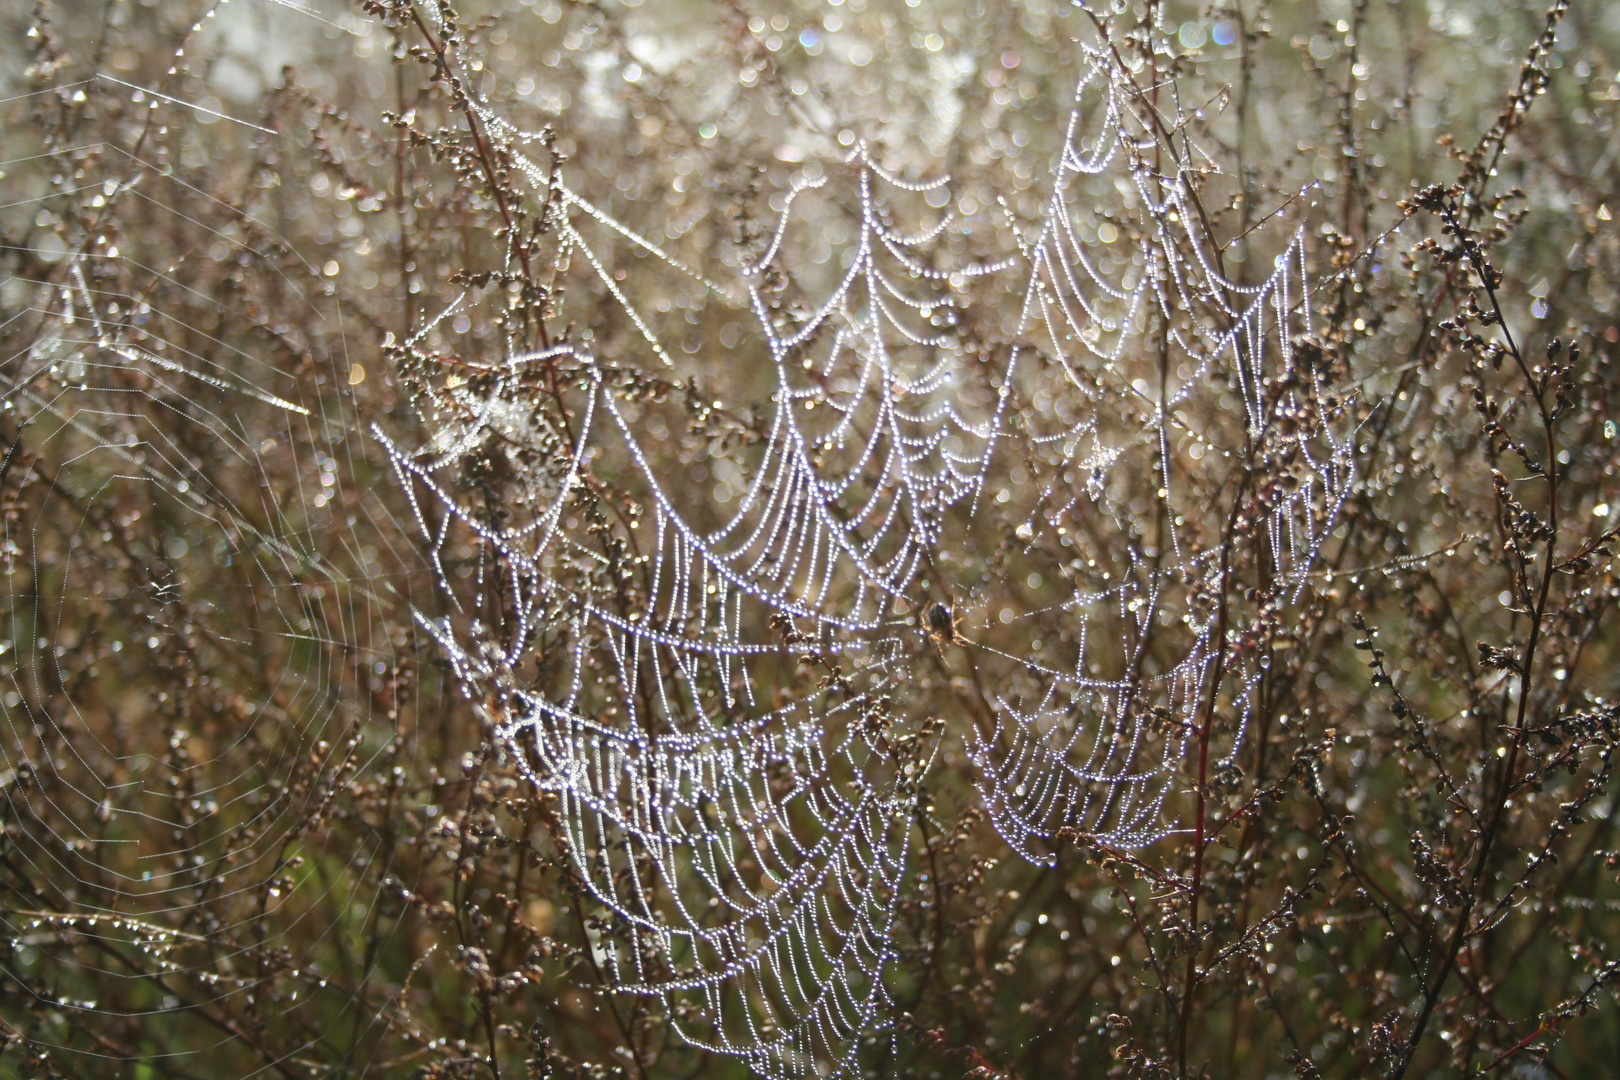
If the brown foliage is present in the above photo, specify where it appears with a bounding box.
[1,1,1618,1078]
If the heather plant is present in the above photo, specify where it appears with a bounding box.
[1,1,1618,1078]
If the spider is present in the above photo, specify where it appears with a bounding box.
[924,599,965,649]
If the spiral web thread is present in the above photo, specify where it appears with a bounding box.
[0,221,395,1051]
[387,31,1355,1080]
[0,8,431,1068]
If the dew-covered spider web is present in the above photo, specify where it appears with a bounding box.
[0,4,1355,1077]
[380,24,1356,1080]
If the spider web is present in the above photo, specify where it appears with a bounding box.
[0,7,434,1072]
[387,23,1355,1080]
[0,3,1356,1075]
[969,47,1355,866]
[0,233,414,1060]
[382,145,995,1077]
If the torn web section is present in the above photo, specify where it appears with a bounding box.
[959,47,1355,862]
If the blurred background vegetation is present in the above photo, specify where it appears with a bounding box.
[1,0,1619,1077]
